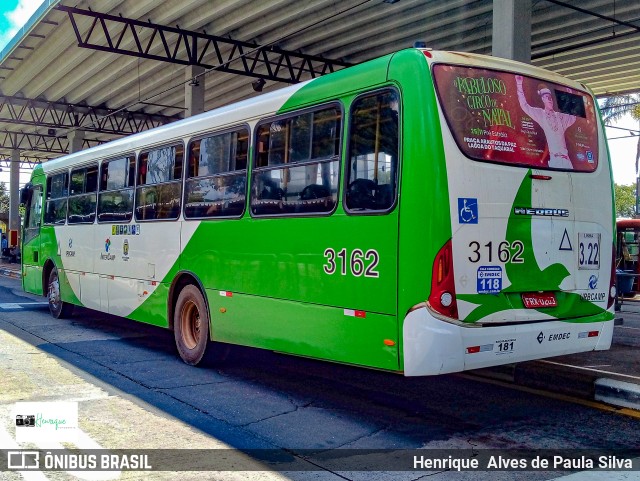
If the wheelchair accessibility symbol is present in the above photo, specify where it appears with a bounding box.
[458,198,478,224]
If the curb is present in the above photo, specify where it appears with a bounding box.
[472,361,640,411]
[595,378,640,410]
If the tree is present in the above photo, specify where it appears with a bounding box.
[615,183,636,218]
[600,93,640,173]
[0,182,9,213]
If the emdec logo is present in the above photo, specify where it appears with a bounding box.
[105,238,111,252]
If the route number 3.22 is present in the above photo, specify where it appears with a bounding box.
[323,248,380,278]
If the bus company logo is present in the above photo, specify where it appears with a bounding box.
[458,198,478,224]
[588,275,598,289]
[65,238,75,257]
[581,292,606,302]
[122,239,130,261]
[514,207,569,217]
[100,238,115,261]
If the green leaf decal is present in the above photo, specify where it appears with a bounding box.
[459,170,607,322]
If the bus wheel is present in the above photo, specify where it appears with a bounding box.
[174,285,209,365]
[48,267,73,319]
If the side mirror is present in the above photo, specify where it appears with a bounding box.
[20,183,33,205]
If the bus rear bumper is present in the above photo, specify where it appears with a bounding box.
[402,306,614,376]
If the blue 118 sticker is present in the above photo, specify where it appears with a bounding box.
[477,266,502,294]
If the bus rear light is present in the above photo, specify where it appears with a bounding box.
[607,243,616,309]
[589,331,599,337]
[428,239,458,319]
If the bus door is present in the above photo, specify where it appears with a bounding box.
[21,182,44,294]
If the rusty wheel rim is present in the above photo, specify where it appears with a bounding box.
[180,300,201,350]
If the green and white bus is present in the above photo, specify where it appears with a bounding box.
[20,48,616,376]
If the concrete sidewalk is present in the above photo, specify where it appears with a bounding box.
[0,258,20,279]
[1,258,638,411]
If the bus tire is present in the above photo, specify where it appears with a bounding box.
[174,285,210,366]
[48,267,74,319]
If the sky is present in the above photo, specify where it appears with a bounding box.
[0,0,638,190]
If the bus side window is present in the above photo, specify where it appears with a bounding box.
[251,105,341,216]
[345,89,399,213]
[44,172,68,225]
[23,185,43,245]
[68,164,98,224]
[135,143,183,221]
[184,128,248,219]
[97,155,135,223]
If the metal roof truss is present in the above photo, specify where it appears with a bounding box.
[57,5,352,84]
[0,94,181,136]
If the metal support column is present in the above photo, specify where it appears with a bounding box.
[492,0,532,63]
[9,149,20,236]
[67,129,85,154]
[185,65,205,117]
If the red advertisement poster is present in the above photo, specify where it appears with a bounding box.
[433,64,599,172]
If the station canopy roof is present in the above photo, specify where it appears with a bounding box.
[0,0,638,166]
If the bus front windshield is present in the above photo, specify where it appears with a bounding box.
[433,64,600,172]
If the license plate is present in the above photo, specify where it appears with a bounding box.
[521,292,557,308]
[578,232,600,270]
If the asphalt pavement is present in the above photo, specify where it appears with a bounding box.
[1,258,638,411]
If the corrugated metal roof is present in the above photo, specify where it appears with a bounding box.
[0,0,638,164]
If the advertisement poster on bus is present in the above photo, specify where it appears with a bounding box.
[433,64,599,172]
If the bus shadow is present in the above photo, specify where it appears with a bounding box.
[23,305,639,464]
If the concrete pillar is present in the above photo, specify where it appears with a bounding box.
[9,149,20,233]
[185,65,205,117]
[492,0,532,63]
[67,129,85,154]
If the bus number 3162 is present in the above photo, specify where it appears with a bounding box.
[323,248,380,278]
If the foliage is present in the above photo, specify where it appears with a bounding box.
[600,93,640,173]
[0,182,9,213]
[615,183,636,218]
[601,94,640,124]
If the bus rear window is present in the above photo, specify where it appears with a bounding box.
[433,64,599,172]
